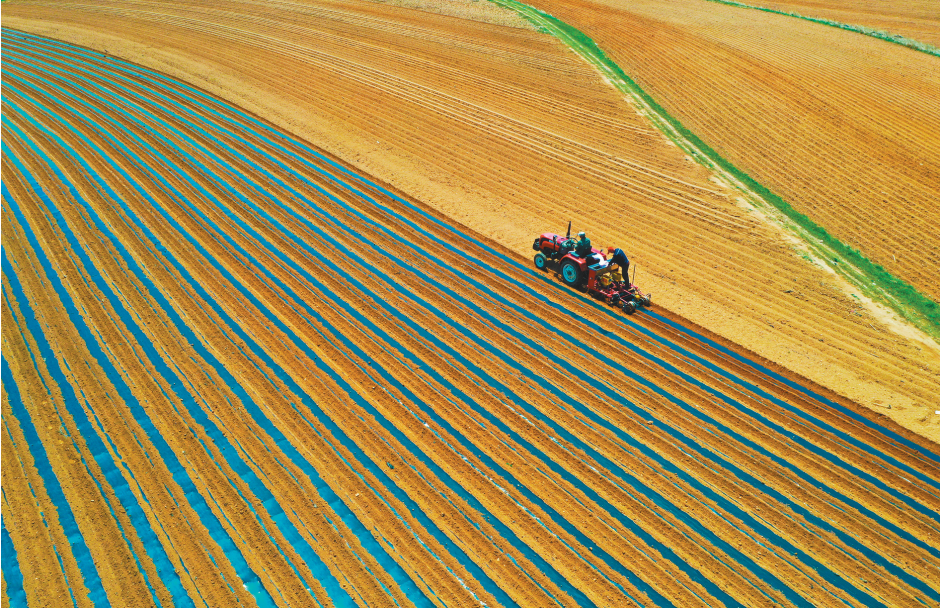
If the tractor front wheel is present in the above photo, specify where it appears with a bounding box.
[560,261,583,287]
[534,252,548,270]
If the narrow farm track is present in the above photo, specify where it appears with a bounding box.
[2,34,938,607]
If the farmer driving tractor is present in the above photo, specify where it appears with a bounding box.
[576,230,630,271]
[530,222,651,313]
[574,231,592,258]
[564,230,629,273]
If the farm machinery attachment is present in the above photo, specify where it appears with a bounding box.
[531,224,651,314]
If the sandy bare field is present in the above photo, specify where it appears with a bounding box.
[1,31,937,606]
[3,0,937,443]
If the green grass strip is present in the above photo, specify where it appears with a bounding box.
[488,0,940,339]
[702,0,939,57]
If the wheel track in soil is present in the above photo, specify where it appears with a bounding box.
[1,32,938,607]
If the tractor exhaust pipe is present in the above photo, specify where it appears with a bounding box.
[565,221,571,240]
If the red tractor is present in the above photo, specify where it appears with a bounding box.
[531,227,651,314]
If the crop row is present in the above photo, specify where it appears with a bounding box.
[1,31,937,607]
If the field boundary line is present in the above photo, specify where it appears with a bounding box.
[485,0,940,340]
[700,0,940,56]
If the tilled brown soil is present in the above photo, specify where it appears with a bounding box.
[2,0,936,442]
[1,31,937,607]
[521,0,940,299]
[737,0,940,47]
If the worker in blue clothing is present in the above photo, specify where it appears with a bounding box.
[608,247,630,283]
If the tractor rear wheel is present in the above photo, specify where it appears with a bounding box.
[560,260,583,287]
[534,252,548,270]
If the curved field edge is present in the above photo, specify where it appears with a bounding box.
[487,0,941,341]
[702,0,940,56]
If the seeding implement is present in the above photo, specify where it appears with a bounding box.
[532,225,651,314]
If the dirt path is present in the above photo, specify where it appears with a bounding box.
[1,32,937,606]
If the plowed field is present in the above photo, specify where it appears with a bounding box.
[3,0,939,441]
[2,31,939,608]
[520,0,940,301]
[729,0,940,47]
